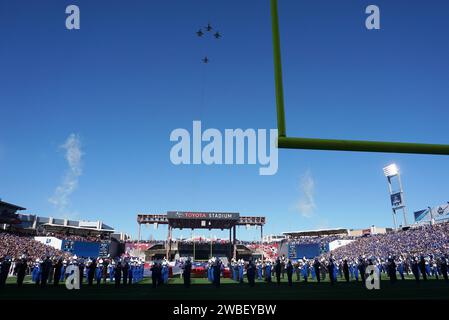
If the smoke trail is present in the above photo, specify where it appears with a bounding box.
[295,170,316,218]
[49,134,83,216]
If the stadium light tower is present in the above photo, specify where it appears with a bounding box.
[383,163,408,229]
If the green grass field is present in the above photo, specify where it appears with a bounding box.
[1,275,448,300]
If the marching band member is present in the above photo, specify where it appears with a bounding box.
[53,257,63,286]
[15,255,28,287]
[301,259,309,282]
[294,260,300,281]
[0,256,12,288]
[31,258,41,286]
[310,259,316,281]
[114,258,122,288]
[96,259,103,285]
[256,259,263,280]
[286,260,293,286]
[102,257,109,284]
[122,258,130,285]
[440,255,448,282]
[109,260,115,283]
[265,260,272,282]
[353,260,359,281]
[238,259,244,283]
[78,257,85,286]
[397,257,405,280]
[343,259,350,282]
[60,259,67,282]
[231,258,237,281]
[86,257,96,286]
[162,258,169,284]
[313,258,321,283]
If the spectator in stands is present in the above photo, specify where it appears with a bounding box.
[321,223,449,262]
[0,231,71,267]
[44,232,107,243]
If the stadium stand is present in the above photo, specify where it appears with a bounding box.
[0,230,70,261]
[322,221,449,261]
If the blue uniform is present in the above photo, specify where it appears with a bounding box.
[31,264,41,283]
[109,265,115,282]
[130,266,136,283]
[333,265,338,280]
[208,265,214,282]
[162,265,169,283]
[398,263,404,279]
[132,266,136,283]
[265,264,272,282]
[96,266,102,284]
[60,265,66,281]
[138,265,143,282]
[425,264,431,277]
[136,265,143,283]
[238,264,244,283]
[376,265,382,279]
[302,265,308,281]
[257,264,262,280]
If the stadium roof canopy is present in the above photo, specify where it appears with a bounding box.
[15,214,115,233]
[0,200,26,224]
[137,212,265,230]
[0,200,26,211]
[283,228,349,238]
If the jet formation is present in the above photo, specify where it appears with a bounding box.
[196,22,221,63]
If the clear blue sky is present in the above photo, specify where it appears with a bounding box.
[1,0,448,241]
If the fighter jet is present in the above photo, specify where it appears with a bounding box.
[205,23,213,32]
[214,31,221,39]
[202,56,209,64]
[196,29,204,37]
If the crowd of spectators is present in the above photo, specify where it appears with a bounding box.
[43,232,107,243]
[322,222,449,261]
[0,231,70,261]
[246,243,279,260]
[286,235,353,247]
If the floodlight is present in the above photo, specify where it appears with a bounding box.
[383,163,399,177]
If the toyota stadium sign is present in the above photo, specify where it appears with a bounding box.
[167,211,240,220]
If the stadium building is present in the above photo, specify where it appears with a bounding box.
[134,211,266,261]
[280,226,394,260]
[280,228,349,259]
[413,202,449,225]
[0,199,26,225]
[0,199,123,258]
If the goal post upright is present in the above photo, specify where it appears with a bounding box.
[270,0,286,138]
[269,0,449,155]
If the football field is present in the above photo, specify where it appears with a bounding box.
[1,276,448,300]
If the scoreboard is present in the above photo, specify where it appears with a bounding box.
[61,240,110,258]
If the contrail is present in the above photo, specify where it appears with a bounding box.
[49,134,83,217]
